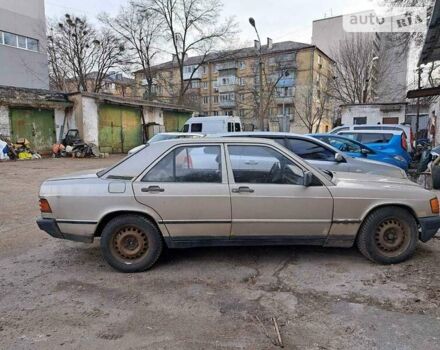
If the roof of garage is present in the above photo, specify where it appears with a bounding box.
[0,85,73,108]
[69,92,196,113]
[419,0,440,65]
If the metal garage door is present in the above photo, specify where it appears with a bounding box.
[99,104,142,153]
[10,108,55,154]
[163,111,191,132]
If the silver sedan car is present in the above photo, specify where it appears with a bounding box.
[37,138,440,272]
[211,132,407,178]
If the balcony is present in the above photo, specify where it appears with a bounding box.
[217,61,238,71]
[219,100,236,108]
[275,96,294,104]
[183,67,202,80]
[218,83,238,93]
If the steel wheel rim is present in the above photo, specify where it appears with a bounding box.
[374,218,410,257]
[111,226,149,263]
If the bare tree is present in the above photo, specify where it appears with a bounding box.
[139,0,237,104]
[294,81,332,133]
[329,34,390,104]
[47,14,126,93]
[100,2,164,99]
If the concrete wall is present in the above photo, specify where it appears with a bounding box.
[0,0,49,89]
[80,97,99,145]
[341,104,406,126]
[0,105,10,135]
[143,107,164,125]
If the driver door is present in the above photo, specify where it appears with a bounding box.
[226,144,333,240]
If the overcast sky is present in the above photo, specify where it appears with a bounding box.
[44,0,381,45]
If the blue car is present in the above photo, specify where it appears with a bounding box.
[311,133,409,170]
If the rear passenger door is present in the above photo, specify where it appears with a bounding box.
[133,144,231,239]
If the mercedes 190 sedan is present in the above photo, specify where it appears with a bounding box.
[37,138,440,273]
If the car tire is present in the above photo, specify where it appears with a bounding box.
[100,215,163,273]
[356,207,418,264]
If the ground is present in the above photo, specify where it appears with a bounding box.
[1,157,440,350]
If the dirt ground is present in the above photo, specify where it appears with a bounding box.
[1,157,440,350]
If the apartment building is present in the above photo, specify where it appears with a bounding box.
[312,14,408,103]
[134,40,334,132]
[0,0,49,89]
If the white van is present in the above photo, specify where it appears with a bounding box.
[182,116,242,134]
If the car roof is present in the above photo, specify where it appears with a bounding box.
[338,130,403,135]
[208,131,317,139]
[152,137,282,146]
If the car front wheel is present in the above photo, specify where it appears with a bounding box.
[100,215,163,273]
[356,207,418,264]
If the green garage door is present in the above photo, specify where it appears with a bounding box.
[163,111,191,132]
[99,104,142,153]
[10,108,55,154]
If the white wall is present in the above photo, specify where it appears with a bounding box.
[143,107,164,125]
[81,97,99,145]
[0,105,10,136]
[341,105,406,126]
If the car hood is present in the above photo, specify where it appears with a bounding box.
[346,156,407,178]
[331,171,419,188]
[46,169,102,181]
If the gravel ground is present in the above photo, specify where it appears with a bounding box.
[1,157,440,350]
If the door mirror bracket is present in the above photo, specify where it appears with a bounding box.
[335,153,345,163]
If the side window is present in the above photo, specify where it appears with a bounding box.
[191,123,203,132]
[359,133,386,144]
[182,124,189,132]
[228,122,233,132]
[235,123,241,132]
[330,138,361,153]
[143,146,222,183]
[228,145,304,185]
[286,139,335,161]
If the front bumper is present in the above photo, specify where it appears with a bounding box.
[36,218,93,243]
[419,216,440,242]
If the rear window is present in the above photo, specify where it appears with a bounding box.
[191,123,202,132]
[286,138,335,161]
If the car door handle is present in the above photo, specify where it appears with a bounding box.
[232,186,255,193]
[245,160,258,165]
[141,186,165,193]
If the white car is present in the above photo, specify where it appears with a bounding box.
[128,133,204,155]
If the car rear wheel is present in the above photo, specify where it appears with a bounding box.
[356,207,418,264]
[100,215,163,273]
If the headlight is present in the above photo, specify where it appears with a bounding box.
[393,155,406,162]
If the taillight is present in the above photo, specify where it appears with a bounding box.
[401,134,407,151]
[39,198,52,213]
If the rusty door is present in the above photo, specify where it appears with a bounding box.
[9,108,55,154]
[98,104,142,153]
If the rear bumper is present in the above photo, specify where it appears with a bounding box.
[419,216,440,242]
[36,218,93,243]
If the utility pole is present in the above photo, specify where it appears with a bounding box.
[415,66,423,139]
[249,17,265,131]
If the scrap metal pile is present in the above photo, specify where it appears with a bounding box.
[0,136,41,161]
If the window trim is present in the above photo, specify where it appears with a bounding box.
[139,144,227,184]
[0,30,39,52]
[285,137,340,162]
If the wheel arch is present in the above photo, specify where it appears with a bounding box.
[94,210,165,238]
[358,203,420,235]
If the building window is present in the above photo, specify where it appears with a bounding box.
[239,109,245,117]
[239,61,246,69]
[0,31,39,52]
[239,93,245,102]
[353,117,367,125]
[202,81,208,89]
[220,93,235,102]
[213,95,219,103]
[213,110,219,116]
[239,77,246,86]
[203,96,209,104]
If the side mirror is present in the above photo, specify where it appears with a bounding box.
[335,153,345,162]
[303,171,313,187]
[360,148,369,156]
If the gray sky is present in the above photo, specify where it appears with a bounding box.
[44,0,381,45]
